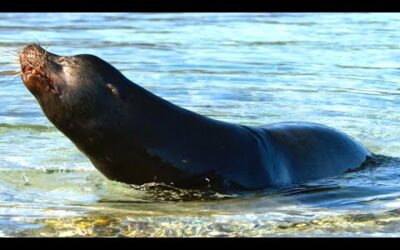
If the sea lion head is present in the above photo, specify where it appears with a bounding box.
[19,44,125,130]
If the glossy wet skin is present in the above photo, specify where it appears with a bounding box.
[19,44,372,192]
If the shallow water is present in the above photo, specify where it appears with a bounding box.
[1,13,400,237]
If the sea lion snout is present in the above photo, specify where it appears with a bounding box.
[19,44,60,96]
[19,44,47,72]
[20,44,45,58]
[21,43,45,55]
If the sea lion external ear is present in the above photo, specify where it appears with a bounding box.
[106,83,119,97]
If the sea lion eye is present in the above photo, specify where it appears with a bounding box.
[106,83,119,97]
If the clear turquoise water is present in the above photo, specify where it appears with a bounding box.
[1,13,400,237]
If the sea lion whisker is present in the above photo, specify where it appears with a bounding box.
[25,60,35,68]
[11,70,22,75]
[0,50,19,58]
[0,73,22,86]
[42,41,53,52]
[1,61,20,67]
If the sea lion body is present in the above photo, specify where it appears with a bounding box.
[19,44,371,192]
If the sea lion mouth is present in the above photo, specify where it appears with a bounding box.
[19,44,59,95]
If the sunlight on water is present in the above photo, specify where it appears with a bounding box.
[0,13,400,237]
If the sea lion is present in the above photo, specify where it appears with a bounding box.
[19,44,372,192]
